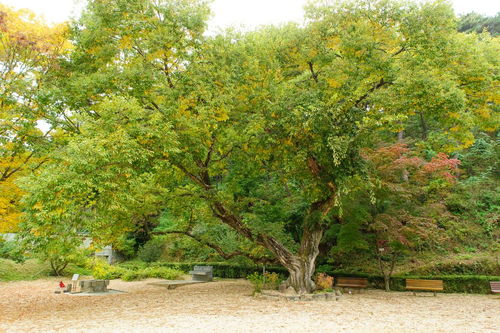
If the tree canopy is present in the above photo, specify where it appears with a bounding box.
[7,0,499,293]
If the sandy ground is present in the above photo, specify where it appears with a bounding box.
[0,278,498,333]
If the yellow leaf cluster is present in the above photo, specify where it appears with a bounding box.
[0,4,71,57]
[0,178,23,233]
[214,108,229,122]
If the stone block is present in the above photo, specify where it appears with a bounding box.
[284,286,297,295]
[312,293,327,301]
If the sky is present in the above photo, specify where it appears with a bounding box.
[1,0,499,29]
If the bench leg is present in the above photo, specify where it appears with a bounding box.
[433,292,436,297]
[413,292,416,296]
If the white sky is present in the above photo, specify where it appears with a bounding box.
[1,0,498,29]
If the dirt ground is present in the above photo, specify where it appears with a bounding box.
[0,278,498,333]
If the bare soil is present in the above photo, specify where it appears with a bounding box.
[0,278,498,332]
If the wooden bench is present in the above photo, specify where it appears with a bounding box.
[406,279,443,296]
[188,265,213,282]
[490,281,500,294]
[336,277,368,293]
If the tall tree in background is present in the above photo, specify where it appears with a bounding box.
[19,0,499,293]
[0,5,69,232]
[458,12,500,36]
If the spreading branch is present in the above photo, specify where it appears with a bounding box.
[308,61,319,83]
[153,228,277,265]
[354,77,390,107]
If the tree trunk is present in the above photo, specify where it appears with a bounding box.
[50,259,68,276]
[397,129,409,181]
[377,251,397,292]
[278,226,324,294]
[285,257,317,294]
[383,274,390,292]
[174,151,336,296]
[418,111,428,140]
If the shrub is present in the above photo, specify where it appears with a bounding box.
[247,272,265,292]
[121,267,183,281]
[321,270,500,294]
[118,260,148,271]
[137,238,166,263]
[0,258,51,281]
[150,262,287,278]
[408,259,500,276]
[246,271,283,292]
[89,260,184,282]
[264,272,282,289]
[0,240,24,263]
[90,259,127,279]
[315,273,334,290]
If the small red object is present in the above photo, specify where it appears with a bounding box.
[59,281,65,288]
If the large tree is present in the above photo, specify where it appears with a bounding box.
[20,0,499,293]
[0,4,69,232]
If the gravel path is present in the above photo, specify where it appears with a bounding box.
[0,278,498,332]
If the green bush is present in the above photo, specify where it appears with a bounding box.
[320,270,500,294]
[247,272,265,292]
[0,240,25,263]
[118,260,148,271]
[90,259,183,281]
[113,261,500,294]
[90,259,127,279]
[408,259,500,276]
[149,261,287,278]
[247,271,282,292]
[137,238,166,263]
[0,258,51,281]
[121,267,183,281]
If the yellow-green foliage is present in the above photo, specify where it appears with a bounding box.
[0,259,51,281]
[121,267,183,281]
[247,272,283,292]
[315,273,334,290]
[90,259,183,281]
[90,259,127,280]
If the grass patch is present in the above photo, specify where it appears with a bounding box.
[0,259,93,281]
[0,259,51,281]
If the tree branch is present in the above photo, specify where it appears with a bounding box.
[153,229,276,264]
[354,78,390,107]
[308,61,319,83]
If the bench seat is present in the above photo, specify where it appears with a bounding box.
[406,286,443,291]
[336,277,368,292]
[406,279,443,296]
[490,281,500,294]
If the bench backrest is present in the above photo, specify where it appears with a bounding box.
[193,265,213,273]
[336,277,368,287]
[490,281,500,291]
[406,279,443,290]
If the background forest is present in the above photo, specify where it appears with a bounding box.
[0,0,498,292]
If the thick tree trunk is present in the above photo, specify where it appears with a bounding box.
[278,226,324,294]
[174,155,333,295]
[283,255,318,294]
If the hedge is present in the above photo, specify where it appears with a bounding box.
[118,261,499,294]
[322,271,500,294]
[149,262,286,278]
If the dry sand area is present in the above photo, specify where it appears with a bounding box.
[0,278,498,333]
